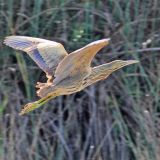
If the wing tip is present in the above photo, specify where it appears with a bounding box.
[3,37,15,50]
[3,35,33,51]
[3,36,17,47]
[94,38,110,46]
[3,36,10,45]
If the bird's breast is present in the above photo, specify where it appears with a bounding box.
[54,69,91,95]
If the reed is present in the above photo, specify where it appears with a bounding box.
[0,0,160,159]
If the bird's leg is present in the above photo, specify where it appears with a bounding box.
[36,82,47,88]
[19,92,57,116]
[36,75,53,88]
[46,74,54,84]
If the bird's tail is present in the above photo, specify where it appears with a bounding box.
[19,93,57,115]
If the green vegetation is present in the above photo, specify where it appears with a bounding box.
[0,0,160,159]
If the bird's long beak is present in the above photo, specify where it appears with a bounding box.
[107,59,139,72]
[122,60,139,65]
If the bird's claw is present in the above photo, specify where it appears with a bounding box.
[36,83,53,98]
[35,82,46,88]
[37,87,49,98]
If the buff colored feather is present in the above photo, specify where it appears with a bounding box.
[4,36,138,115]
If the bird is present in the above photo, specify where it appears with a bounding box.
[4,36,138,115]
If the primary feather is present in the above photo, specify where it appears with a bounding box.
[4,36,68,76]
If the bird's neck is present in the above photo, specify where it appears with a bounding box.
[82,65,111,89]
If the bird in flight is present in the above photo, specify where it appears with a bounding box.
[4,36,138,115]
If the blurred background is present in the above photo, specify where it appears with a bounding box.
[0,0,160,160]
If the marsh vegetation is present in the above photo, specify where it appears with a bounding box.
[0,0,160,159]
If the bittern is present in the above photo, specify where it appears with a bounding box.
[4,36,138,115]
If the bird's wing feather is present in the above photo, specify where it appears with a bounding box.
[4,36,68,76]
[53,39,110,84]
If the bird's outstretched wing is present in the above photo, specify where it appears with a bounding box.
[53,39,110,85]
[4,36,68,76]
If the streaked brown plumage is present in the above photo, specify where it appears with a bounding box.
[4,36,138,115]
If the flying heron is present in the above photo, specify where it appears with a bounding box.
[4,36,138,115]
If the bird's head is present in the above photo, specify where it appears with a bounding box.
[106,60,139,72]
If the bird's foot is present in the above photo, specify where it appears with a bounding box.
[19,102,39,116]
[19,93,55,115]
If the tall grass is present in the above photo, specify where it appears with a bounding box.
[0,0,160,159]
